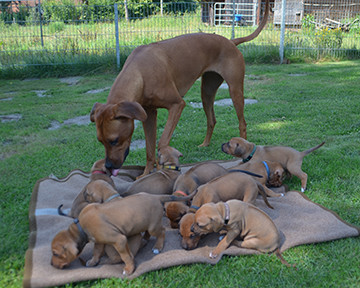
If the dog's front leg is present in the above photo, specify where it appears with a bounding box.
[158,100,186,149]
[210,229,238,259]
[140,108,157,178]
[86,243,105,267]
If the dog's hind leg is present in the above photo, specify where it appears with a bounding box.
[199,72,224,147]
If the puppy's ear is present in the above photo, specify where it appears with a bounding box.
[211,213,225,233]
[90,102,103,122]
[114,101,147,122]
[234,144,244,157]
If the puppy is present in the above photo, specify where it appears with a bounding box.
[51,191,196,275]
[192,200,294,267]
[121,146,182,196]
[229,160,285,197]
[70,159,116,218]
[177,172,275,249]
[222,137,325,192]
[165,162,228,228]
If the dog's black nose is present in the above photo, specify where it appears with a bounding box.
[221,143,227,153]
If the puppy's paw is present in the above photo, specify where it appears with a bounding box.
[218,235,225,241]
[86,258,99,267]
[301,188,305,193]
[209,251,218,259]
[152,248,160,255]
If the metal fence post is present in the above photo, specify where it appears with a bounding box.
[114,3,120,70]
[38,0,44,47]
[279,0,286,64]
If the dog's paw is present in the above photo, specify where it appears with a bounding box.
[86,259,99,267]
[152,248,160,255]
[209,251,218,259]
[218,235,225,241]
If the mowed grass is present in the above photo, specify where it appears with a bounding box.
[0,60,359,287]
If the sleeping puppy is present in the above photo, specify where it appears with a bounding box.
[192,200,295,267]
[121,146,183,196]
[229,160,286,196]
[165,162,228,228]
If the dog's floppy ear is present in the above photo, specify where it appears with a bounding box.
[90,102,103,122]
[211,213,225,232]
[114,101,147,122]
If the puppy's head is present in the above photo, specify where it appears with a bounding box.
[268,162,285,187]
[158,146,183,167]
[192,203,224,235]
[90,101,147,176]
[165,201,189,229]
[84,180,118,203]
[221,137,249,158]
[51,230,80,269]
[179,213,201,250]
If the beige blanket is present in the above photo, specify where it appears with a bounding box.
[23,161,360,288]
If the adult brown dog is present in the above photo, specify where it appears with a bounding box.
[89,0,270,178]
[51,191,196,275]
[222,137,325,192]
[121,146,183,196]
[69,159,117,218]
[192,200,294,267]
[165,162,228,228]
[229,160,285,197]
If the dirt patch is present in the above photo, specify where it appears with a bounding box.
[48,115,90,130]
[59,77,82,86]
[86,87,111,94]
[33,90,48,98]
[0,114,22,123]
[189,98,258,108]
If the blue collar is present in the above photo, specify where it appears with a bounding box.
[262,161,270,181]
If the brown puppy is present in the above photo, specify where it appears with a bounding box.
[192,200,294,267]
[51,191,195,275]
[165,162,228,228]
[229,160,285,197]
[89,0,270,178]
[177,172,275,249]
[70,159,116,218]
[121,146,182,196]
[222,137,325,192]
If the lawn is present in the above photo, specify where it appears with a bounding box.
[0,60,359,287]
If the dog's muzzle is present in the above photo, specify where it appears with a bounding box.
[221,143,229,154]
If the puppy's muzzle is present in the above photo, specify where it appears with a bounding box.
[221,143,229,154]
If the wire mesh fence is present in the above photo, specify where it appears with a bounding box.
[0,0,359,73]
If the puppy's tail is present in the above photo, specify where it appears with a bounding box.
[257,183,274,209]
[159,189,197,204]
[301,141,325,157]
[231,0,269,46]
[274,248,297,269]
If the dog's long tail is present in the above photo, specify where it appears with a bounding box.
[274,248,297,269]
[301,141,325,157]
[231,0,270,46]
[257,183,274,209]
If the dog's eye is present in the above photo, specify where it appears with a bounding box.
[109,138,119,146]
[190,233,196,239]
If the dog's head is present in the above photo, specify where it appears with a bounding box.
[179,213,202,250]
[165,201,189,228]
[90,101,147,176]
[90,158,111,176]
[221,137,249,158]
[158,146,183,167]
[51,230,80,269]
[84,180,119,204]
[267,161,285,187]
[192,203,224,235]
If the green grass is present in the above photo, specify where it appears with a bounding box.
[0,61,359,287]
